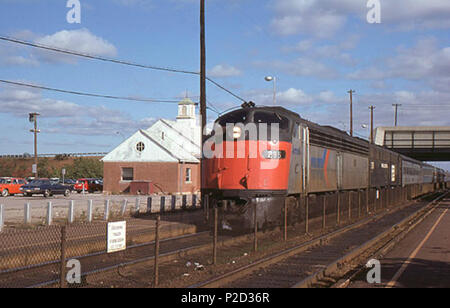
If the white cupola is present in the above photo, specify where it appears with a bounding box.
[177,97,197,125]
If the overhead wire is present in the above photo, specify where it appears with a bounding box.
[0,79,185,104]
[0,35,247,103]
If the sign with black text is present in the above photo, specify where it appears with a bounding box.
[107,221,126,253]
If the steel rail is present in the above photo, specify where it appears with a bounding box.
[188,191,447,288]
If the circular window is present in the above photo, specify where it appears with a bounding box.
[136,142,145,152]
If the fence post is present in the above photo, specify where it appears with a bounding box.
[213,206,218,265]
[305,194,309,234]
[46,202,53,226]
[387,187,390,208]
[104,200,110,221]
[336,191,340,226]
[204,194,210,222]
[160,196,166,213]
[182,195,187,210]
[60,225,67,288]
[154,215,160,287]
[253,203,258,252]
[358,190,361,218]
[24,203,31,225]
[147,197,152,214]
[376,189,379,211]
[192,194,197,208]
[87,200,93,223]
[68,200,74,224]
[348,192,352,222]
[366,188,370,215]
[121,199,128,217]
[135,198,140,216]
[284,199,288,241]
[0,204,3,232]
[171,196,176,211]
[322,195,326,230]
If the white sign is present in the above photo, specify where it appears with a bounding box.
[107,221,126,253]
[62,168,66,176]
[32,164,37,174]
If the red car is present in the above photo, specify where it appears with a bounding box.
[74,178,103,193]
[0,178,27,197]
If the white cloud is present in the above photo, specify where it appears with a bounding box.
[34,29,117,63]
[245,87,344,108]
[0,84,153,136]
[0,29,118,67]
[283,35,360,66]
[208,64,242,78]
[256,57,338,79]
[278,88,313,105]
[347,37,450,92]
[0,41,39,67]
[270,0,450,37]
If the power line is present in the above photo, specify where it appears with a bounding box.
[206,98,221,114]
[0,35,247,103]
[0,36,199,76]
[205,77,246,102]
[0,79,185,104]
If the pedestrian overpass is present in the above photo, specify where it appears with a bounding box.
[375,126,450,161]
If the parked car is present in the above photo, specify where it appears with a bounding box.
[61,179,77,189]
[20,179,72,197]
[0,178,27,197]
[74,178,103,193]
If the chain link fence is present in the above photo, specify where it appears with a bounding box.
[0,186,418,288]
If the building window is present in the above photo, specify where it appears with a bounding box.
[136,142,145,152]
[185,168,192,183]
[161,132,165,140]
[122,168,134,181]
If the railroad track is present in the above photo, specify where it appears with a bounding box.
[0,230,214,288]
[189,191,448,288]
[1,191,445,288]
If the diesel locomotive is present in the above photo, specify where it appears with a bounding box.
[202,104,446,230]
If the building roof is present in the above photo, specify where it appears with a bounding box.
[102,101,201,164]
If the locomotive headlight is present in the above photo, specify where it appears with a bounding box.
[232,126,242,139]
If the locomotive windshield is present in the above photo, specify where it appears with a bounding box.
[253,111,289,130]
[217,109,249,127]
[214,108,292,141]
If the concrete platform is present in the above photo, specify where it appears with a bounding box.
[348,197,450,288]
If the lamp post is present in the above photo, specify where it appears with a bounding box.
[29,112,40,178]
[264,76,276,105]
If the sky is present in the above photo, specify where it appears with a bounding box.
[0,0,449,169]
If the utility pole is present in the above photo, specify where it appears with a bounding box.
[200,0,207,209]
[392,104,402,127]
[348,90,355,136]
[369,106,375,144]
[29,112,40,178]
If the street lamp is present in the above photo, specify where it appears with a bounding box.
[29,112,40,178]
[264,76,276,105]
[362,124,370,141]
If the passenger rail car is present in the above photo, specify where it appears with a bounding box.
[203,104,446,229]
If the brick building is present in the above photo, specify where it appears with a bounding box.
[102,98,201,194]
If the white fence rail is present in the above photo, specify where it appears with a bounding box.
[0,194,201,228]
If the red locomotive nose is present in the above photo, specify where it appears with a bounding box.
[203,140,291,192]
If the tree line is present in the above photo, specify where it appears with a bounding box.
[0,157,103,179]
